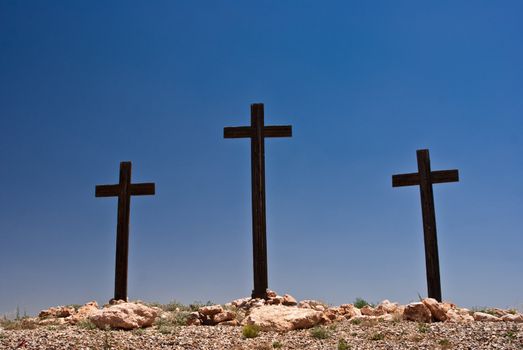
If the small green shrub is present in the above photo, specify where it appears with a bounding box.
[438,338,451,349]
[242,324,260,338]
[338,338,350,350]
[272,341,283,348]
[370,332,384,341]
[418,323,429,333]
[353,298,371,309]
[77,319,98,330]
[350,318,361,325]
[310,326,330,340]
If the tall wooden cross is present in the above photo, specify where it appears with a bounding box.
[224,103,292,299]
[95,161,155,301]
[392,149,459,302]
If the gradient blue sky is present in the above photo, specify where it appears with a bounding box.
[1,1,522,316]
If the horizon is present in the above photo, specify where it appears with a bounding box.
[1,1,522,316]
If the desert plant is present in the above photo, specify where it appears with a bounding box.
[350,318,362,325]
[77,319,98,330]
[370,332,384,341]
[338,338,350,350]
[438,338,451,349]
[242,324,260,338]
[0,318,38,330]
[310,326,330,339]
[418,323,429,333]
[272,340,283,348]
[353,298,371,309]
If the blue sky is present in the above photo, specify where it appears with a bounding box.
[1,1,522,316]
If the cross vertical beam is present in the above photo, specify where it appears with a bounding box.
[95,161,155,301]
[224,103,292,299]
[251,104,268,300]
[392,149,459,302]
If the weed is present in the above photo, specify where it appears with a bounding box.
[350,318,361,325]
[353,298,372,309]
[350,332,357,337]
[438,338,451,349]
[310,326,330,340]
[157,325,174,335]
[272,341,283,348]
[132,328,145,336]
[370,332,384,341]
[338,338,350,350]
[418,323,429,333]
[0,319,38,330]
[242,324,260,338]
[77,319,98,330]
[505,328,518,340]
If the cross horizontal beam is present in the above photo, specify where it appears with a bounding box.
[95,183,155,197]
[224,125,292,138]
[392,170,459,187]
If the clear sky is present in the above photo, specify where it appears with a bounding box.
[1,1,522,316]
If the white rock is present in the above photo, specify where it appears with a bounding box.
[403,302,432,323]
[88,302,159,330]
[242,305,322,332]
[473,312,502,322]
[501,314,523,323]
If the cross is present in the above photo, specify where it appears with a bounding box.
[392,149,459,302]
[95,161,155,301]
[224,103,292,299]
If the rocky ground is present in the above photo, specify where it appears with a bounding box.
[1,292,522,349]
[1,319,522,349]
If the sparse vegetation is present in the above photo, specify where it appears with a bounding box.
[77,319,98,330]
[353,298,372,309]
[242,324,260,338]
[132,328,145,336]
[438,338,451,349]
[370,332,384,341]
[350,318,362,325]
[505,326,518,340]
[418,323,429,333]
[338,338,350,350]
[310,326,330,339]
[0,318,38,330]
[272,341,283,348]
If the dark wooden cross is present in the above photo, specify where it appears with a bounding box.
[392,149,459,302]
[224,103,292,299]
[95,161,155,301]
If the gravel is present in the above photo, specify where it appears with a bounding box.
[1,320,522,349]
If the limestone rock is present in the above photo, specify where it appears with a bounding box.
[501,314,523,323]
[446,308,474,323]
[39,306,76,319]
[422,298,448,322]
[186,312,201,326]
[377,300,399,314]
[198,305,224,317]
[88,302,159,330]
[339,304,362,318]
[282,294,297,306]
[473,312,502,322]
[242,305,322,332]
[403,302,432,323]
[213,310,236,324]
[361,305,385,316]
[68,301,99,324]
[231,298,250,308]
